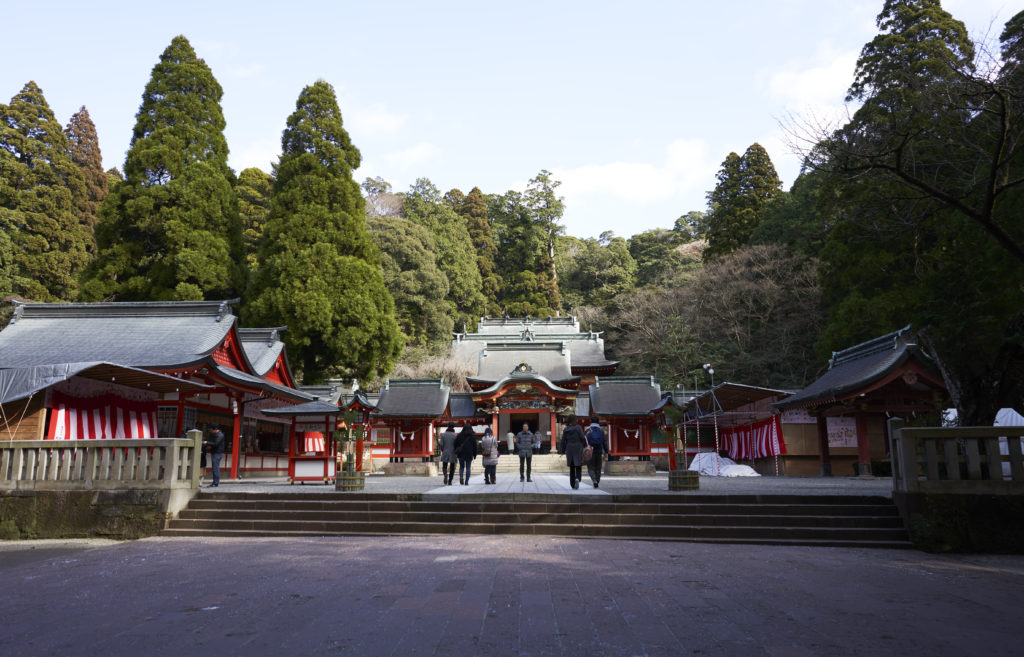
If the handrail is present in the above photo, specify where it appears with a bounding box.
[888,419,1024,494]
[0,430,203,491]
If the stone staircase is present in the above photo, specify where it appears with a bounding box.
[163,492,912,549]
[494,452,567,473]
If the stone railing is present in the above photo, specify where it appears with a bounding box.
[0,430,202,491]
[889,419,1024,494]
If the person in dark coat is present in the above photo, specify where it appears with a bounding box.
[559,415,587,489]
[203,424,225,487]
[584,418,611,488]
[439,422,458,485]
[480,427,499,484]
[454,425,478,485]
[515,422,536,482]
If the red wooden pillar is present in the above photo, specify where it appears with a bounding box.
[230,395,242,479]
[816,414,831,477]
[491,414,499,442]
[855,411,872,476]
[287,418,296,480]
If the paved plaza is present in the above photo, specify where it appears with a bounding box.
[3,530,1023,657]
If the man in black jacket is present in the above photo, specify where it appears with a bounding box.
[204,424,225,487]
[515,422,536,482]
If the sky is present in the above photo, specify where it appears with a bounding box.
[1,0,1014,239]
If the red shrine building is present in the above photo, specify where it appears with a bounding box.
[0,300,313,478]
[357,317,679,465]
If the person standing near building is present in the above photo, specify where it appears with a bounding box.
[439,422,458,485]
[204,424,225,487]
[505,431,515,454]
[559,416,586,489]
[515,422,536,482]
[584,418,611,488]
[481,427,499,484]
[455,424,478,485]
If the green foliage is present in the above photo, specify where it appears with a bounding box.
[704,143,781,260]
[81,36,243,301]
[489,171,565,315]
[245,80,402,383]
[64,106,107,237]
[559,232,636,308]
[455,186,502,314]
[237,167,273,272]
[628,227,696,287]
[0,81,90,301]
[748,171,830,259]
[400,178,485,330]
[367,215,454,346]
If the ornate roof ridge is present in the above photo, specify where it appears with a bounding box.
[830,325,913,369]
[10,299,240,324]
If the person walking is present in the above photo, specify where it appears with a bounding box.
[439,422,458,485]
[584,418,611,488]
[481,427,499,484]
[515,422,536,482]
[204,424,225,487]
[559,416,587,489]
[455,425,478,485]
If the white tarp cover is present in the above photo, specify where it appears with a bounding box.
[688,452,760,477]
[995,408,1024,477]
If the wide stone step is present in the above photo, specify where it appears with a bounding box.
[177,507,903,528]
[185,498,899,518]
[163,517,910,543]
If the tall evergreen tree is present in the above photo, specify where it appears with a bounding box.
[401,179,486,331]
[812,1,1024,424]
[245,80,402,382]
[64,106,107,237]
[367,215,453,346]
[490,186,561,316]
[81,35,243,301]
[0,81,90,301]
[456,186,502,315]
[703,143,782,259]
[237,167,273,272]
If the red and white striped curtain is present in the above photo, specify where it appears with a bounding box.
[303,431,325,453]
[47,391,159,440]
[720,416,787,460]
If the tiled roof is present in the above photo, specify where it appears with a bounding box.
[448,393,479,418]
[262,399,343,416]
[470,370,577,398]
[238,327,286,376]
[476,343,573,381]
[589,376,665,415]
[775,327,929,410]
[212,364,312,402]
[0,300,238,369]
[374,379,450,417]
[474,317,579,335]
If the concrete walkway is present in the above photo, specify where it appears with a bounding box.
[2,534,1022,656]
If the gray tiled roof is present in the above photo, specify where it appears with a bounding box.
[589,376,664,415]
[374,379,450,417]
[238,328,286,376]
[448,393,479,418]
[212,365,313,402]
[262,399,343,416]
[0,300,238,369]
[474,317,579,335]
[477,343,573,381]
[775,327,928,410]
[567,339,618,369]
[0,362,212,404]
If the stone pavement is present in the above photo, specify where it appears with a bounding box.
[2,534,1022,656]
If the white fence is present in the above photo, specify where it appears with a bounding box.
[889,419,1024,494]
[0,432,202,491]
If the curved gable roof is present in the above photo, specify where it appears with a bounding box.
[238,327,287,376]
[0,300,240,370]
